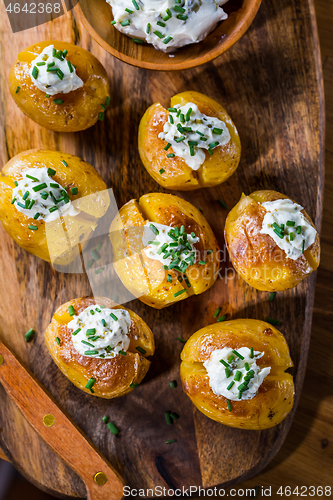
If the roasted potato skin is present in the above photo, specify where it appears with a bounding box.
[109,193,220,309]
[44,296,155,399]
[0,149,109,263]
[180,319,294,429]
[9,41,109,132]
[224,190,320,291]
[138,91,241,191]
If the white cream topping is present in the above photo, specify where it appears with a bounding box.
[30,45,83,96]
[106,0,228,52]
[260,199,317,260]
[12,167,79,223]
[158,102,230,170]
[142,221,199,267]
[203,347,271,401]
[68,305,131,358]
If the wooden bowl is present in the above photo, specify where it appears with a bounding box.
[75,0,262,71]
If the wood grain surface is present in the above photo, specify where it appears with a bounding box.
[0,0,325,496]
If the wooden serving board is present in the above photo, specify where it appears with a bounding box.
[0,0,324,496]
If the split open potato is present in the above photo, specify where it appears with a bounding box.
[224,190,320,291]
[9,41,110,132]
[138,91,241,190]
[44,296,154,399]
[0,149,109,264]
[109,192,219,309]
[180,319,294,429]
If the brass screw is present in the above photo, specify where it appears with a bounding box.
[43,414,55,427]
[94,472,107,486]
[0,355,3,366]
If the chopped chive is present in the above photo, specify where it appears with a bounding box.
[55,336,61,345]
[53,99,64,104]
[165,439,177,444]
[265,317,281,326]
[22,191,29,200]
[159,168,165,174]
[28,225,38,230]
[32,66,39,79]
[132,0,139,8]
[50,182,60,188]
[146,23,151,33]
[169,380,177,389]
[105,96,110,106]
[14,181,18,186]
[84,350,99,355]
[217,199,228,210]
[98,112,105,121]
[11,198,16,204]
[177,337,187,343]
[121,19,131,26]
[163,36,173,44]
[153,30,165,39]
[71,187,78,195]
[228,355,234,363]
[15,86,20,93]
[167,153,175,158]
[107,421,119,435]
[217,315,226,322]
[17,202,26,209]
[269,292,276,301]
[296,225,302,234]
[25,328,35,342]
[130,382,139,388]
[273,228,284,239]
[290,232,295,241]
[226,399,232,412]
[286,220,295,227]
[86,328,96,335]
[176,14,188,20]
[232,349,244,360]
[220,359,229,368]
[165,411,172,425]
[72,328,81,335]
[26,174,40,182]
[225,367,231,378]
[110,312,118,321]
[110,20,116,25]
[125,8,133,13]
[135,346,147,356]
[170,412,179,421]
[68,305,75,316]
[234,370,242,382]
[168,107,177,113]
[56,69,64,80]
[226,381,234,390]
[119,350,127,356]
[62,160,68,167]
[82,340,95,347]
[101,319,107,327]
[190,145,195,156]
[167,274,172,283]
[47,167,56,177]
[67,60,73,73]
[245,362,250,371]
[157,21,166,27]
[32,182,47,192]
[102,416,109,424]
[250,347,254,358]
[173,5,186,13]
[149,223,159,235]
[213,127,223,135]
[164,142,172,151]
[198,260,206,265]
[132,38,144,44]
[302,240,305,253]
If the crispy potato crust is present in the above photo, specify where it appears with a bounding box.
[9,41,109,132]
[180,319,294,429]
[224,190,320,291]
[138,91,241,191]
[0,149,109,263]
[109,193,220,309]
[44,296,154,398]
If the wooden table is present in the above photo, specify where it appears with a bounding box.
[0,0,332,497]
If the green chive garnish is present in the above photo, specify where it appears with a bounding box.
[217,199,228,209]
[245,362,250,371]
[149,223,159,235]
[250,347,254,358]
[159,168,165,174]
[226,381,234,390]
[15,86,20,93]
[177,337,187,343]
[68,305,75,316]
[213,127,223,135]
[73,328,81,335]
[55,337,60,345]
[102,416,109,423]
[232,349,244,360]
[153,31,165,39]
[53,99,64,104]
[136,346,146,355]
[130,382,139,388]
[296,225,302,234]
[214,307,221,318]
[110,312,118,321]
[302,240,305,253]
[119,350,127,356]
[85,378,96,392]
[84,350,99,355]
[28,225,38,231]
[165,439,177,444]
[110,20,116,25]
[107,422,119,435]
[82,340,95,348]
[225,367,231,378]
[265,317,281,326]
[86,328,96,335]
[174,289,186,298]
[165,411,172,425]
[269,292,276,301]
[167,153,175,158]
[33,182,47,192]
[32,66,39,79]
[71,187,78,195]
[234,371,242,382]
[169,380,177,389]
[163,36,173,44]
[25,328,35,342]
[226,399,232,412]
[220,359,229,368]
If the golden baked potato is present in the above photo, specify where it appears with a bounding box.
[0,149,109,264]
[45,297,154,399]
[180,319,294,429]
[109,193,219,309]
[224,190,320,291]
[9,41,110,132]
[138,91,241,190]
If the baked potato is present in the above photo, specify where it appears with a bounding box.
[45,297,154,398]
[109,193,219,309]
[9,41,110,132]
[180,319,294,429]
[0,149,109,264]
[138,91,241,191]
[224,190,320,291]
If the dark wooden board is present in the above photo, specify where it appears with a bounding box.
[0,0,324,495]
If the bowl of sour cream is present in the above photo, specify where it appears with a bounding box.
[76,0,262,70]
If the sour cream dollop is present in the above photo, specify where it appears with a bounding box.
[260,199,317,260]
[142,221,199,267]
[12,167,79,223]
[106,0,228,52]
[203,347,271,401]
[68,305,131,358]
[159,102,230,170]
[30,45,83,95]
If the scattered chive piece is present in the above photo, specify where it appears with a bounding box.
[125,8,134,13]
[107,422,119,435]
[159,168,165,174]
[101,103,107,110]
[228,355,234,363]
[164,142,172,151]
[245,362,250,371]
[102,416,109,424]
[11,198,16,204]
[177,337,187,343]
[220,359,229,368]
[68,305,75,316]
[217,198,228,209]
[15,86,20,93]
[149,223,159,235]
[232,349,244,360]
[146,22,151,33]
[132,0,139,9]
[121,19,131,26]
[169,380,177,389]
[273,228,284,239]
[214,307,221,318]
[153,30,165,39]
[226,399,232,412]
[119,350,127,356]
[130,382,139,388]
[73,328,81,335]
[302,239,305,253]
[86,328,96,335]
[17,202,26,209]
[110,20,116,25]
[265,317,281,326]
[167,153,175,158]
[217,315,226,323]
[14,181,18,186]
[22,191,29,200]
[168,107,177,112]
[28,225,38,231]
[71,187,78,195]
[198,260,206,265]
[85,378,96,391]
[234,370,242,382]
[167,274,172,283]
[84,350,99,355]
[26,174,40,181]
[165,411,172,425]
[105,96,111,106]
[226,381,234,390]
[82,340,95,348]
[286,220,295,226]
[213,127,223,135]
[166,439,177,444]
[170,412,179,421]
[163,36,173,44]
[250,347,254,358]
[132,38,144,44]
[174,289,186,298]
[269,292,276,301]
[225,367,231,378]
[98,112,105,121]
[25,328,35,342]
[136,346,146,355]
[290,232,295,241]
[157,21,166,27]
[33,182,47,192]
[32,66,39,79]
[296,225,302,234]
[55,337,61,345]
[53,99,64,104]
[47,167,56,177]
